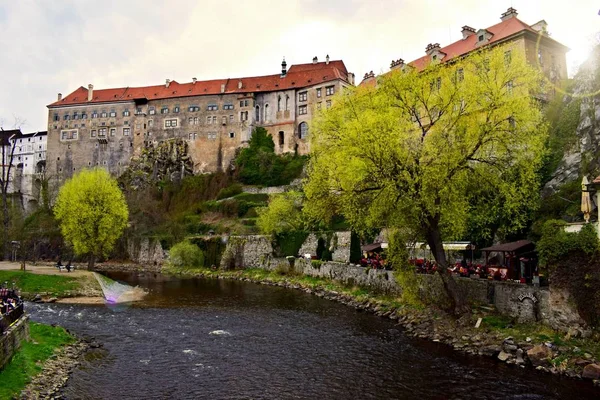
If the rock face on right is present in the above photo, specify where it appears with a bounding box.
[527,345,552,367]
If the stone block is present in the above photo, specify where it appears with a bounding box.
[527,344,552,367]
[582,364,600,380]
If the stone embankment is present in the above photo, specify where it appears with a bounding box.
[178,269,600,386]
[19,337,101,399]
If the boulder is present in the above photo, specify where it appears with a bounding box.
[498,351,512,361]
[582,364,600,380]
[527,345,552,367]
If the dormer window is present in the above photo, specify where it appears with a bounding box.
[475,29,492,46]
[478,35,484,41]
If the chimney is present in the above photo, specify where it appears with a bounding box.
[57,93,62,101]
[461,25,476,39]
[531,20,548,34]
[390,58,405,70]
[281,57,287,77]
[312,56,318,64]
[165,79,171,88]
[501,7,518,21]
[363,71,375,80]
[220,83,226,93]
[192,77,197,84]
[425,43,441,55]
[87,84,93,101]
[326,54,330,65]
[238,80,243,89]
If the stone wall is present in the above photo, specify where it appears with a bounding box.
[127,237,165,266]
[0,314,30,370]
[220,235,273,270]
[297,231,352,263]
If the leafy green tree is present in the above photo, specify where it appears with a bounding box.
[304,44,546,314]
[256,191,305,235]
[54,168,129,269]
[168,240,205,268]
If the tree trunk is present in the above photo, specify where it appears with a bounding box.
[425,226,470,315]
[88,254,95,270]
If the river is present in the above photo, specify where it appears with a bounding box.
[27,272,599,399]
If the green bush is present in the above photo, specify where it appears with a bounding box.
[216,184,243,200]
[169,241,205,268]
[275,231,309,257]
[537,219,600,266]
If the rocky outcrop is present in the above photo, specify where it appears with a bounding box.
[127,237,165,266]
[527,344,552,367]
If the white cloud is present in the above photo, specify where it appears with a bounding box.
[0,0,597,130]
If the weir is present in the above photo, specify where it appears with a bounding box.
[92,272,147,303]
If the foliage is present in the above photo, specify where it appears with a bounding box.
[275,231,309,257]
[0,270,80,296]
[311,260,323,269]
[387,230,420,305]
[350,231,362,263]
[256,191,306,235]
[536,220,599,266]
[168,240,205,268]
[190,237,228,268]
[235,127,307,186]
[0,322,75,400]
[304,44,546,312]
[216,183,243,200]
[54,169,129,266]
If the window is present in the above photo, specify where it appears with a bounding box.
[110,128,116,136]
[208,132,217,140]
[278,131,284,146]
[53,114,59,121]
[123,110,130,117]
[538,48,543,65]
[508,116,516,129]
[194,117,199,125]
[298,105,308,115]
[173,106,180,113]
[326,86,335,96]
[188,105,200,112]
[264,104,269,121]
[223,104,234,110]
[101,111,107,118]
[432,55,437,61]
[148,107,156,115]
[63,114,70,121]
[317,102,322,110]
[285,95,290,111]
[240,111,248,121]
[277,95,282,111]
[239,99,249,107]
[299,122,309,139]
[91,129,97,137]
[478,34,484,41]
[456,68,464,82]
[212,116,217,124]
[222,116,227,125]
[98,128,107,137]
[123,128,130,136]
[229,115,234,123]
[91,111,98,119]
[136,107,143,114]
[165,119,178,128]
[81,112,87,119]
[299,91,307,102]
[326,100,332,109]
[255,105,260,121]
[124,120,129,125]
[316,88,322,98]
[504,50,512,65]
[60,129,78,141]
[188,133,197,140]
[207,104,218,111]
[229,132,235,138]
[161,107,169,114]
[148,120,153,127]
[73,112,79,120]
[207,116,212,124]
[436,77,442,91]
[109,110,116,117]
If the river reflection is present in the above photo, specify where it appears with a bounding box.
[27,272,599,399]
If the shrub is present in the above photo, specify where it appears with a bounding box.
[537,219,600,266]
[216,184,243,200]
[311,260,322,269]
[169,241,204,268]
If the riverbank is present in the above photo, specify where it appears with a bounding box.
[164,266,600,385]
[0,262,102,301]
[0,322,87,400]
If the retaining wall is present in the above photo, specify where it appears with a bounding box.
[0,314,30,370]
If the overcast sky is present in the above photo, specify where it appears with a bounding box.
[0,0,598,131]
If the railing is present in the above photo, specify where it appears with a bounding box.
[0,302,24,334]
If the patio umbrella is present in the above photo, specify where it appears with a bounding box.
[582,176,593,223]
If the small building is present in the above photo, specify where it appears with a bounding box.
[481,240,537,282]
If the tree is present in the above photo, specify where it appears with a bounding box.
[54,168,129,269]
[256,191,305,235]
[304,44,546,314]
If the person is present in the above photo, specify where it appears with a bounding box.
[65,261,72,272]
[56,259,63,271]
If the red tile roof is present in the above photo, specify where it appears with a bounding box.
[49,61,350,108]
[409,16,564,70]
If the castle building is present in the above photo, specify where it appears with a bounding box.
[47,57,354,181]
[361,7,568,92]
[0,129,47,209]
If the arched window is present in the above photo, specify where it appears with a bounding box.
[277,96,282,111]
[285,95,290,111]
[299,122,309,139]
[278,131,284,146]
[255,105,260,122]
[264,104,269,122]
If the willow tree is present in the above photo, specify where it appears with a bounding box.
[54,168,129,269]
[304,44,546,314]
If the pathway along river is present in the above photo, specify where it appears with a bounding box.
[27,272,599,399]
